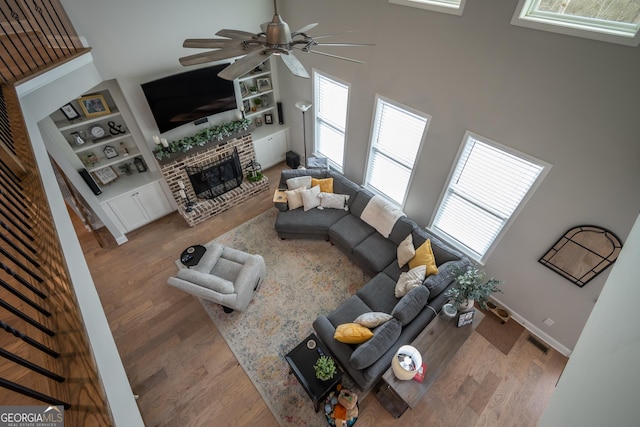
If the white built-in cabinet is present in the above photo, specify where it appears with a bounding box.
[252,125,289,169]
[102,181,173,232]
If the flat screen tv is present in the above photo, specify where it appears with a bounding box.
[141,64,236,133]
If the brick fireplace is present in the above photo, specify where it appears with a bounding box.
[158,132,270,227]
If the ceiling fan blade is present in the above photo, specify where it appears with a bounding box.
[304,49,365,64]
[292,23,318,36]
[215,29,257,39]
[218,50,272,80]
[311,31,357,40]
[183,39,238,49]
[179,44,261,66]
[279,52,310,78]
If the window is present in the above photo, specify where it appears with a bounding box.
[512,0,640,46]
[313,71,349,172]
[364,96,430,207]
[430,132,550,263]
[389,0,467,16]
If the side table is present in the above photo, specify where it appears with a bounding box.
[374,310,484,418]
[285,333,343,412]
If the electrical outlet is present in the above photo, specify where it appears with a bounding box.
[543,317,555,326]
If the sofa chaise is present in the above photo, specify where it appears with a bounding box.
[274,169,470,392]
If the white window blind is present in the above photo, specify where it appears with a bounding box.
[431,132,549,261]
[512,0,640,46]
[389,0,467,16]
[364,96,430,206]
[313,71,349,171]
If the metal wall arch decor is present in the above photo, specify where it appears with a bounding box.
[539,225,623,287]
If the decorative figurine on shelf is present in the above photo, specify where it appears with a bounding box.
[71,131,86,146]
[120,141,129,156]
[108,120,127,135]
[261,94,269,108]
[133,156,147,172]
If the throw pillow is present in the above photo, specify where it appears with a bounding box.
[300,185,322,211]
[408,239,439,277]
[334,323,374,344]
[397,233,415,267]
[286,175,311,190]
[311,177,334,193]
[285,187,305,210]
[349,319,402,369]
[394,265,427,298]
[318,192,350,211]
[391,285,430,325]
[353,312,393,328]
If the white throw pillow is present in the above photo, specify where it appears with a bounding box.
[301,185,321,211]
[285,187,305,210]
[394,265,426,298]
[354,312,393,328]
[286,175,312,190]
[397,233,415,267]
[318,192,350,211]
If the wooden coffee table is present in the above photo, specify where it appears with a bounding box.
[285,333,343,412]
[374,310,484,418]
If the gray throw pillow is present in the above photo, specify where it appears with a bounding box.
[391,285,430,325]
[349,318,402,369]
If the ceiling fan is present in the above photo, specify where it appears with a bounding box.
[179,0,372,80]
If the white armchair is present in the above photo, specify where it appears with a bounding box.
[167,243,265,313]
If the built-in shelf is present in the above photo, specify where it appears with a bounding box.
[73,133,132,153]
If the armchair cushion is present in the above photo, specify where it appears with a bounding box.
[177,268,234,294]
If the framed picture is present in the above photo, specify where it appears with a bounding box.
[60,103,80,121]
[92,166,118,185]
[254,117,263,127]
[239,81,249,97]
[242,99,250,113]
[103,145,119,159]
[257,77,272,92]
[77,94,111,118]
[264,113,273,124]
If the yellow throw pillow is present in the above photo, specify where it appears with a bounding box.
[408,239,439,277]
[311,177,334,193]
[334,323,373,344]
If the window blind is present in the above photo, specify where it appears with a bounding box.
[314,72,349,170]
[432,133,546,259]
[365,97,429,206]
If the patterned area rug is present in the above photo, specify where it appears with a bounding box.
[201,209,367,426]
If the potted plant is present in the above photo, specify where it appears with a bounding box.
[253,98,262,109]
[314,355,336,381]
[249,86,258,94]
[445,266,502,311]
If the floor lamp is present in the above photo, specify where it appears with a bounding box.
[295,101,312,167]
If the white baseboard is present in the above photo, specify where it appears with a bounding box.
[489,296,572,357]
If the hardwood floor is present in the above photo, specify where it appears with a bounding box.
[74,163,566,426]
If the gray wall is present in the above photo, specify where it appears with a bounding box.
[277,0,640,352]
[57,0,640,351]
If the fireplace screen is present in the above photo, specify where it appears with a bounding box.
[185,148,243,199]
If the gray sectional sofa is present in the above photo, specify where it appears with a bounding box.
[274,169,470,392]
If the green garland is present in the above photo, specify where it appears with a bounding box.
[153,119,251,160]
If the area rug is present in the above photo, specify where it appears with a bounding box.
[475,306,525,355]
[200,209,367,426]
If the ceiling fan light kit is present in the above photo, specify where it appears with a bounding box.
[179,0,372,80]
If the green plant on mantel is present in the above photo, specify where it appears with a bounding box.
[445,265,503,310]
[153,118,251,160]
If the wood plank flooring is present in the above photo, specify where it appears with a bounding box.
[74,163,566,426]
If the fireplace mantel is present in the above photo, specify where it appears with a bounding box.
[158,132,269,227]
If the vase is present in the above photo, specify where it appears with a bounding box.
[457,299,475,311]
